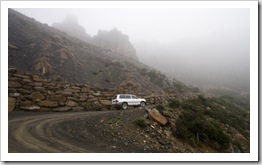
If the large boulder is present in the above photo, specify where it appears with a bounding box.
[147,108,168,126]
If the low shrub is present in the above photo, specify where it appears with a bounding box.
[176,111,230,150]
[168,99,180,108]
[133,117,147,128]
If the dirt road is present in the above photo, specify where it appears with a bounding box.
[9,111,119,153]
[8,109,162,153]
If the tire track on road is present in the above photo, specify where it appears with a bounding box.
[9,111,114,153]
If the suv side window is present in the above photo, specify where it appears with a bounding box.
[131,95,138,99]
[125,95,131,99]
[119,94,125,99]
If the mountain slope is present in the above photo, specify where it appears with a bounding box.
[8,9,192,96]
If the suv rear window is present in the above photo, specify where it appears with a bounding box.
[119,94,125,99]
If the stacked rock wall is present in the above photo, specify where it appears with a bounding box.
[8,68,112,112]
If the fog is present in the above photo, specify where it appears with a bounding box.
[15,8,250,93]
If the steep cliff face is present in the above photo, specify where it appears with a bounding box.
[93,28,138,60]
[52,14,92,43]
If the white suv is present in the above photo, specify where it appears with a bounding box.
[112,94,146,110]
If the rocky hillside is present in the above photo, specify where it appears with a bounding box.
[8,9,250,153]
[9,8,192,96]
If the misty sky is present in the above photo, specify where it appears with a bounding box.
[14,8,250,92]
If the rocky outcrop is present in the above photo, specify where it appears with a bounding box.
[52,15,138,61]
[52,14,92,43]
[93,28,138,60]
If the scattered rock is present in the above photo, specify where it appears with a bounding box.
[8,43,18,49]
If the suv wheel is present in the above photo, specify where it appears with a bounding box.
[121,102,128,110]
[140,101,146,107]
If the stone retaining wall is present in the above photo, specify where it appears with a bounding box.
[8,68,172,112]
[8,68,113,112]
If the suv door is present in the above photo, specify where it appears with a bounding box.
[124,94,132,105]
[131,95,139,105]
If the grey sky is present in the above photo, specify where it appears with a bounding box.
[15,8,249,43]
[14,8,250,92]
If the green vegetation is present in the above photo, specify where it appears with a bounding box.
[176,111,230,150]
[168,99,180,108]
[175,94,250,151]
[204,96,250,140]
[133,117,147,128]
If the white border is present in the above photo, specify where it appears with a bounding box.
[1,1,258,162]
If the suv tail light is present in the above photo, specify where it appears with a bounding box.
[115,100,118,103]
